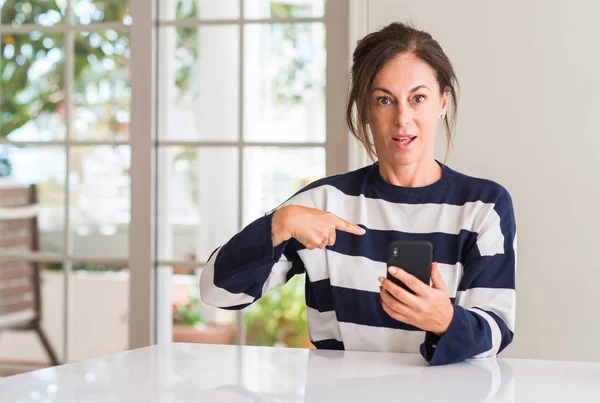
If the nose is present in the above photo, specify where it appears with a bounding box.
[394,101,412,127]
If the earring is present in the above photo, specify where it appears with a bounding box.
[440,114,445,120]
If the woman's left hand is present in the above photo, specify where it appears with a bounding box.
[378,262,454,336]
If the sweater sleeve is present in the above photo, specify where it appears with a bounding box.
[199,210,306,310]
[421,190,517,365]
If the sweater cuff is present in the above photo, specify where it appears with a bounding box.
[420,332,442,362]
[420,305,467,365]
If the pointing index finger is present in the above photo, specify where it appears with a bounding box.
[333,216,366,235]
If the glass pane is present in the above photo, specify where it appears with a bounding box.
[245,273,309,348]
[0,260,65,369]
[172,268,236,344]
[158,26,239,141]
[0,0,67,26]
[244,23,325,143]
[70,146,130,258]
[242,147,323,348]
[72,266,129,361]
[161,0,240,20]
[73,30,130,141]
[242,147,325,226]
[156,147,239,263]
[73,0,132,25]
[158,25,239,141]
[0,33,66,141]
[0,144,66,254]
[244,0,325,19]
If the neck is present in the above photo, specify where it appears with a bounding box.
[378,159,442,187]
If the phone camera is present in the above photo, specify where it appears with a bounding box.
[393,248,398,257]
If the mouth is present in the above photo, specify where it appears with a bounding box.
[392,135,417,148]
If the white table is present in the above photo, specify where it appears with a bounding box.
[1,343,599,402]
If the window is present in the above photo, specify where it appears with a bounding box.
[1,1,351,369]
[153,0,350,347]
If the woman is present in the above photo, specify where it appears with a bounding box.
[200,22,516,366]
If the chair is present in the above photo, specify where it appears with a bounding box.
[0,183,60,366]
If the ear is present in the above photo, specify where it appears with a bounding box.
[440,87,449,117]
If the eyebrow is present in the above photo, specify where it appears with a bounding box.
[371,85,431,95]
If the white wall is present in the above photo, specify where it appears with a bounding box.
[364,0,600,362]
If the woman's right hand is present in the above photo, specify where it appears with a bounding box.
[271,205,366,249]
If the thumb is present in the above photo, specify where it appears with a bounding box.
[430,262,446,291]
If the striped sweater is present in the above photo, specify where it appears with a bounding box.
[199,162,517,365]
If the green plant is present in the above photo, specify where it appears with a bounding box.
[172,289,206,328]
[245,273,309,348]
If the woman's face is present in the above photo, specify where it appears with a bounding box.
[368,53,448,169]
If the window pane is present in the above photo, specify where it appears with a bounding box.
[160,0,240,20]
[70,146,130,258]
[245,273,310,348]
[171,268,236,344]
[0,33,66,142]
[158,26,239,141]
[0,0,67,26]
[156,147,239,262]
[72,266,129,361]
[73,30,130,141]
[73,0,131,25]
[0,145,66,254]
[243,147,325,226]
[0,261,65,367]
[244,0,325,19]
[242,147,324,349]
[243,23,325,143]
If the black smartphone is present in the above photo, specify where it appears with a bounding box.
[387,240,433,294]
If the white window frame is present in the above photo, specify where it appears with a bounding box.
[348,0,371,171]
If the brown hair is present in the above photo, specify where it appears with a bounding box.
[346,21,459,163]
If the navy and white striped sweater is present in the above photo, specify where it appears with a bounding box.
[200,162,517,365]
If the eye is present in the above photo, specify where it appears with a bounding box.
[413,94,426,104]
[377,97,392,105]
